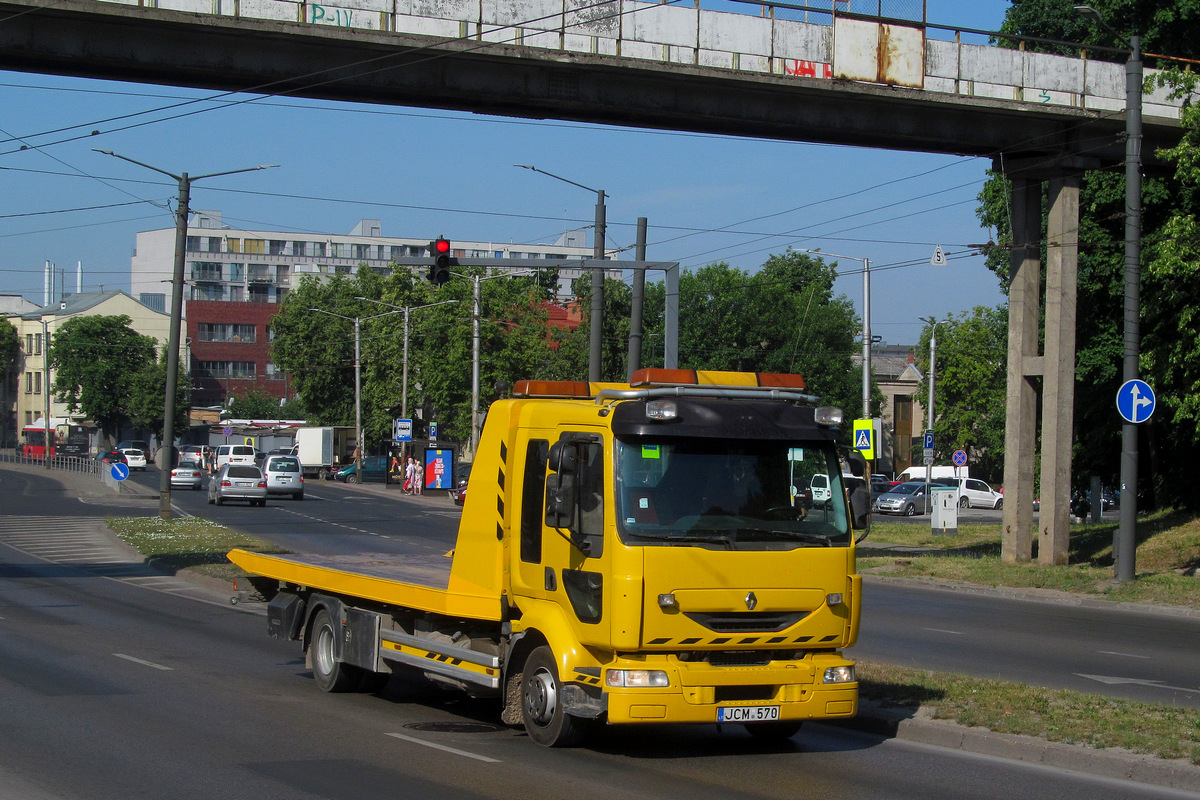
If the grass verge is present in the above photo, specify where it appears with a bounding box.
[858,661,1200,765]
[861,510,1200,609]
[107,515,287,582]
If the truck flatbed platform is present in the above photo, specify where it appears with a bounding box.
[228,548,500,621]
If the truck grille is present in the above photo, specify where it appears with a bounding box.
[684,611,808,633]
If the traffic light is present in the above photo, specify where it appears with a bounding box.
[428,237,452,285]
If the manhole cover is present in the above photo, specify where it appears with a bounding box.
[404,722,503,734]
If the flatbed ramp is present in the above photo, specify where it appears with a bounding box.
[227,549,500,620]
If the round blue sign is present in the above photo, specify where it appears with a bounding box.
[1116,379,1156,424]
[111,462,129,481]
[952,449,967,467]
[222,426,233,437]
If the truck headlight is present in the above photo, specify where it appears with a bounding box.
[823,665,856,684]
[606,669,669,688]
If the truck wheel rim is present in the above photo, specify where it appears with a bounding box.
[315,624,335,676]
[525,668,557,725]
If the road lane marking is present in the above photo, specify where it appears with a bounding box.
[1098,650,1152,660]
[384,732,500,763]
[114,653,172,671]
[1076,674,1200,694]
[923,628,965,635]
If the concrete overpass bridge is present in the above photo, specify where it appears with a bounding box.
[0,0,1190,561]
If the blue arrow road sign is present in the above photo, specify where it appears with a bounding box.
[1116,379,1156,424]
[111,462,129,481]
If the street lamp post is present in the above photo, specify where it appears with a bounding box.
[354,298,459,453]
[1074,6,1143,581]
[311,305,414,477]
[919,316,939,508]
[515,164,607,382]
[798,249,872,420]
[94,149,277,519]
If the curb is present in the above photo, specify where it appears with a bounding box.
[824,702,1200,793]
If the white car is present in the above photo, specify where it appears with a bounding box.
[936,477,1004,509]
[120,448,148,471]
[170,457,205,490]
[263,454,304,500]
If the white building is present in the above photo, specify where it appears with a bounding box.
[4,291,173,446]
[130,211,613,311]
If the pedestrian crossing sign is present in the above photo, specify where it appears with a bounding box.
[852,419,875,460]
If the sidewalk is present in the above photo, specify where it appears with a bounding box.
[5,461,1199,790]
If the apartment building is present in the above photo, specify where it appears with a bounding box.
[130,211,609,407]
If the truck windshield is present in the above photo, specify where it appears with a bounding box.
[614,438,851,549]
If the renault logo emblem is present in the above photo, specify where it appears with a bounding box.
[745,592,757,610]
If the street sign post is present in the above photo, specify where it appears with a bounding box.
[1116,379,1156,424]
[111,462,129,481]
[429,422,438,442]
[852,419,874,460]
[394,418,413,442]
[952,449,967,467]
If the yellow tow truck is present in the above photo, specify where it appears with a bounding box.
[228,368,869,746]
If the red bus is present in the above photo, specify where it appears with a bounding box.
[20,425,55,459]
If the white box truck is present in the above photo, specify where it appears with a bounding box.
[294,426,355,479]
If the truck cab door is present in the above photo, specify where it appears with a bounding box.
[512,431,612,645]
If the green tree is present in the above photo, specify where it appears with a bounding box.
[270,265,571,450]
[978,0,1200,507]
[917,308,1009,482]
[226,388,291,420]
[0,318,18,446]
[660,252,862,413]
[49,315,157,441]
[128,346,190,445]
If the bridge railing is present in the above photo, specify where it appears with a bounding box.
[114,0,1184,120]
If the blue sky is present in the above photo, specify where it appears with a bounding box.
[0,0,1014,346]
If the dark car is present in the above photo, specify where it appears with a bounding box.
[334,455,389,484]
[96,450,128,465]
[453,462,473,506]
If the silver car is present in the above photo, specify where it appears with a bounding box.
[170,457,205,490]
[263,454,304,500]
[874,481,930,516]
[208,464,268,507]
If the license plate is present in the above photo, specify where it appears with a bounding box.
[717,705,779,722]
[278,477,290,483]
[236,481,253,487]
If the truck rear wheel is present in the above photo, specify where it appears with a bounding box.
[521,646,590,747]
[310,608,362,692]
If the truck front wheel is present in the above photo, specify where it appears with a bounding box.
[521,646,590,747]
[310,608,362,692]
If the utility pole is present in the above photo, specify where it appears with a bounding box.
[628,217,648,378]
[94,149,276,519]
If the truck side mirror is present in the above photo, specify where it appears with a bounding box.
[545,473,577,528]
[846,477,871,536]
[547,441,578,473]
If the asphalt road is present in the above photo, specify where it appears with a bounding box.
[0,525,1188,800]
[130,464,1200,709]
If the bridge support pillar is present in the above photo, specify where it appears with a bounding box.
[998,159,1087,565]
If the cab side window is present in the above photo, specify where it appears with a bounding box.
[520,440,549,564]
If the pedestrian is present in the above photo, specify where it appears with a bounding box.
[413,459,424,496]
[404,457,416,495]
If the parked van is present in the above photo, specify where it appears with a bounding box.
[895,465,968,483]
[214,444,256,470]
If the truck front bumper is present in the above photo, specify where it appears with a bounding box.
[600,655,858,725]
